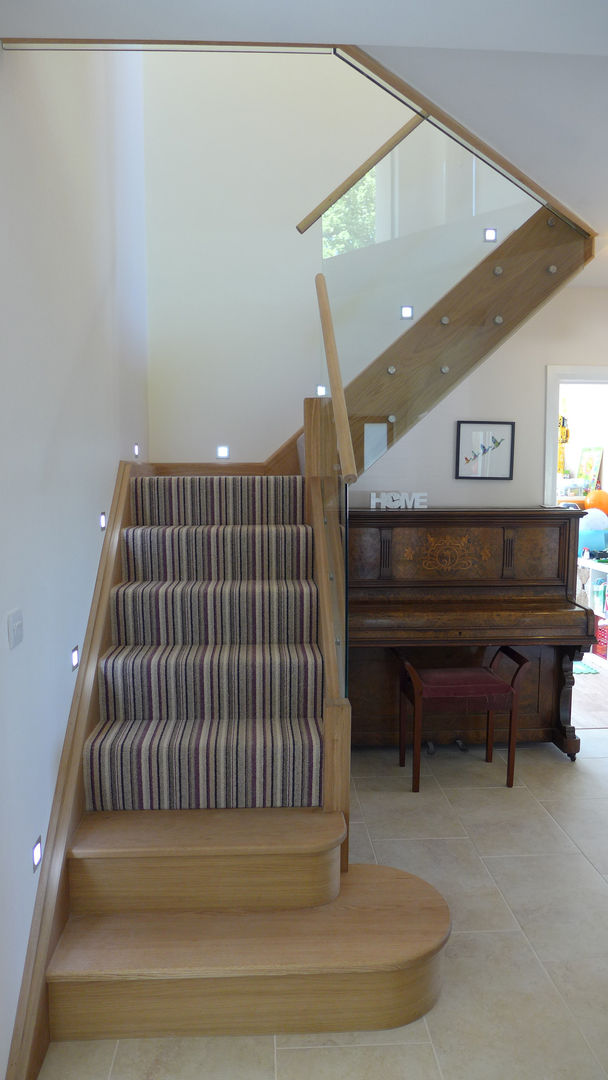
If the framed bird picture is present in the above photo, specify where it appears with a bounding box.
[455,421,515,479]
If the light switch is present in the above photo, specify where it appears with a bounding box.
[7,609,23,649]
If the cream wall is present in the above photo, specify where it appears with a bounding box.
[0,51,148,1075]
[143,51,407,462]
[350,283,608,507]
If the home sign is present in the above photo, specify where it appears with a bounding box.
[370,491,429,509]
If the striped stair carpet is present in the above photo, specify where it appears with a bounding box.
[84,475,323,810]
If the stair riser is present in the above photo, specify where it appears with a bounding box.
[123,526,314,582]
[84,715,323,811]
[68,850,340,914]
[111,581,318,646]
[132,475,305,526]
[49,963,443,1041]
[98,646,323,724]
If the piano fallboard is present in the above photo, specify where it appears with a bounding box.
[349,598,595,647]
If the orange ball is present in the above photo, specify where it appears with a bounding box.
[585,490,608,514]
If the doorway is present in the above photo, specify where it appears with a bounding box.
[546,366,608,729]
[544,365,608,504]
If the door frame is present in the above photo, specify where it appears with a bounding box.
[544,365,608,505]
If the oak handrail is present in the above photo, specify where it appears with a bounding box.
[315,272,357,485]
[297,113,424,235]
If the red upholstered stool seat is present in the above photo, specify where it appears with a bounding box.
[397,647,530,792]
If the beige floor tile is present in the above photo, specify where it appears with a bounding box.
[484,851,608,962]
[511,747,608,799]
[426,930,606,1080]
[276,1042,441,1079]
[351,747,430,779]
[372,837,517,931]
[110,1036,275,1079]
[545,955,608,1072]
[276,1017,429,1047]
[348,822,376,863]
[445,785,576,856]
[355,776,467,840]
[425,744,523,789]
[349,780,363,823]
[576,730,608,758]
[38,1040,117,1080]
[541,795,608,873]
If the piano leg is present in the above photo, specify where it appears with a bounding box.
[555,648,582,762]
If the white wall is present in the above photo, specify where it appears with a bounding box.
[0,50,148,1075]
[350,284,608,507]
[143,51,407,462]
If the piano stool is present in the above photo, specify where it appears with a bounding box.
[397,646,531,792]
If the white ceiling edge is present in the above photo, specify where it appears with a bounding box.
[1,0,608,55]
[361,45,608,238]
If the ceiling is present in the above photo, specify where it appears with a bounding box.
[2,0,607,283]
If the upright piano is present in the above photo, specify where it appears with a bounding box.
[348,507,595,757]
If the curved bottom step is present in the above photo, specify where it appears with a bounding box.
[48,864,451,1039]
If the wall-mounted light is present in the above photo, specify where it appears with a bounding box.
[400,305,414,320]
[71,646,80,670]
[133,443,140,457]
[32,836,42,873]
[316,385,327,397]
[99,512,107,530]
[216,445,230,459]
[484,227,497,242]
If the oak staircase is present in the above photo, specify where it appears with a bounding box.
[42,472,450,1048]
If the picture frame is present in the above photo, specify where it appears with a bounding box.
[455,421,515,480]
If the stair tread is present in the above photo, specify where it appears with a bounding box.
[48,864,450,981]
[70,808,346,859]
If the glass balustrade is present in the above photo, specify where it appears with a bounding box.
[317,114,587,477]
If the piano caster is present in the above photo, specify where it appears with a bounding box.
[455,739,468,753]
[425,740,436,756]
[568,752,577,762]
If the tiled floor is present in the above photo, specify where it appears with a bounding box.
[572,651,608,728]
[39,732,608,1080]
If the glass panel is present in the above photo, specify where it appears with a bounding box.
[322,120,538,388]
[322,168,377,259]
[319,116,589,478]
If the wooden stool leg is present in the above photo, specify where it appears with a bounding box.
[412,692,422,793]
[399,680,407,768]
[506,701,518,787]
[486,710,494,763]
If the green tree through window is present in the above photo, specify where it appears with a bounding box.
[322,169,376,259]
